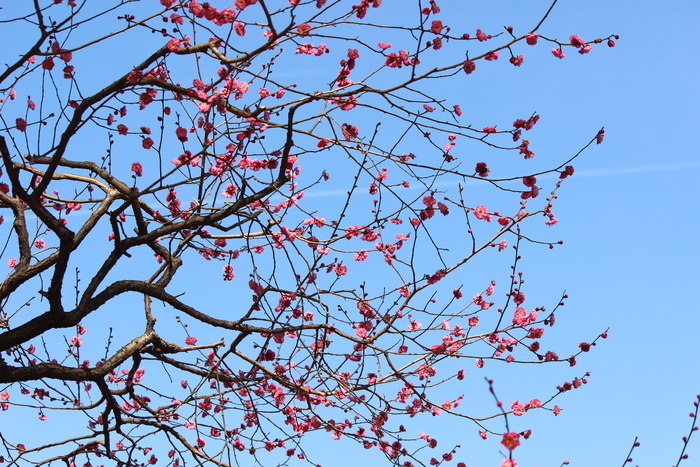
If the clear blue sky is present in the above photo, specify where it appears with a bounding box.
[1,1,698,466]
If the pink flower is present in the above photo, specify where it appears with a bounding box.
[117,124,128,135]
[476,29,488,41]
[525,33,538,45]
[175,127,188,142]
[71,336,82,347]
[0,391,9,401]
[131,162,143,177]
[462,60,476,74]
[511,401,525,416]
[475,162,489,177]
[510,54,524,67]
[501,432,520,450]
[473,205,491,222]
[478,430,487,439]
[8,258,17,268]
[569,34,585,48]
[34,239,45,249]
[234,21,246,36]
[185,336,198,345]
[142,138,154,149]
[553,405,561,415]
[377,42,391,49]
[167,38,180,51]
[501,459,518,467]
[551,48,565,59]
[223,265,234,281]
[482,126,496,133]
[222,183,237,198]
[527,398,541,408]
[430,20,443,34]
[341,123,359,140]
[354,249,368,261]
[484,51,499,61]
[296,23,311,36]
[15,118,27,132]
[42,57,55,70]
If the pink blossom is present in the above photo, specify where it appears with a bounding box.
[296,23,311,36]
[234,21,246,36]
[510,54,524,67]
[476,29,488,41]
[553,405,561,415]
[131,162,143,177]
[511,401,525,416]
[0,391,9,401]
[341,123,359,140]
[222,264,234,281]
[222,183,237,198]
[501,459,518,467]
[462,60,476,74]
[430,20,443,34]
[569,34,585,48]
[482,126,496,133]
[185,336,198,345]
[8,258,17,268]
[71,336,82,347]
[34,239,45,249]
[484,51,499,61]
[117,124,128,135]
[175,127,188,142]
[354,250,368,261]
[551,48,565,59]
[473,205,491,222]
[501,432,520,450]
[167,38,180,51]
[15,118,27,132]
[525,33,538,45]
[42,57,55,70]
[142,138,154,149]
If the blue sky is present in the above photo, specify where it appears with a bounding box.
[1,1,698,466]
